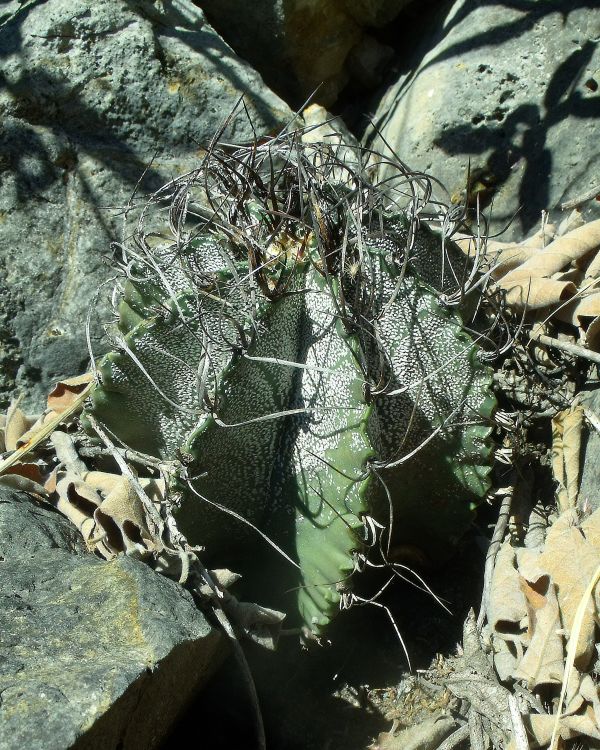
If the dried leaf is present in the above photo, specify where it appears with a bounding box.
[555,290,600,329]
[209,568,242,589]
[0,473,49,497]
[514,573,564,688]
[584,315,600,351]
[4,400,34,452]
[488,542,528,637]
[54,474,102,547]
[502,219,600,282]
[1,383,92,477]
[47,373,93,414]
[82,470,123,495]
[494,636,523,683]
[230,600,286,649]
[522,222,556,247]
[138,476,166,503]
[15,411,52,447]
[581,506,600,547]
[521,713,575,747]
[539,509,600,669]
[584,247,600,278]
[579,674,600,727]
[490,246,540,279]
[550,559,600,750]
[1,462,45,485]
[563,406,583,508]
[552,266,585,285]
[515,546,545,576]
[83,470,166,503]
[500,277,576,311]
[93,476,158,556]
[557,209,584,238]
[495,220,600,313]
[454,217,554,258]
[561,705,600,740]
[44,465,60,494]
[453,236,541,280]
[552,407,583,511]
[551,412,568,513]
[454,234,513,255]
[50,430,87,476]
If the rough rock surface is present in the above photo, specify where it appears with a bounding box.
[198,0,412,106]
[0,486,224,750]
[0,0,293,409]
[365,0,600,241]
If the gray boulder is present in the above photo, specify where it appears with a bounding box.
[365,0,600,241]
[0,486,225,750]
[0,0,293,409]
[0,485,88,557]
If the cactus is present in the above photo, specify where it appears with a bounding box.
[85,135,495,634]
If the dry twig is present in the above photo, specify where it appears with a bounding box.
[529,330,600,365]
[477,489,513,631]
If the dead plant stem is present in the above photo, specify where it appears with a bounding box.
[477,490,513,631]
[436,723,469,750]
[560,185,600,210]
[508,694,530,750]
[529,331,600,366]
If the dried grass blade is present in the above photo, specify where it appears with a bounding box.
[0,382,94,476]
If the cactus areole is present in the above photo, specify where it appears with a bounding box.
[85,133,496,634]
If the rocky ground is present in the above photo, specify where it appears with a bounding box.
[1,1,600,749]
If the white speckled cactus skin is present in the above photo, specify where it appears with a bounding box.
[85,135,496,633]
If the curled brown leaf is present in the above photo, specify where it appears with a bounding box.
[47,373,94,414]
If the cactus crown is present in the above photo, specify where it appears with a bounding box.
[85,130,495,634]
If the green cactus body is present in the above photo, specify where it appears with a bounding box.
[357,241,495,559]
[85,141,495,634]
